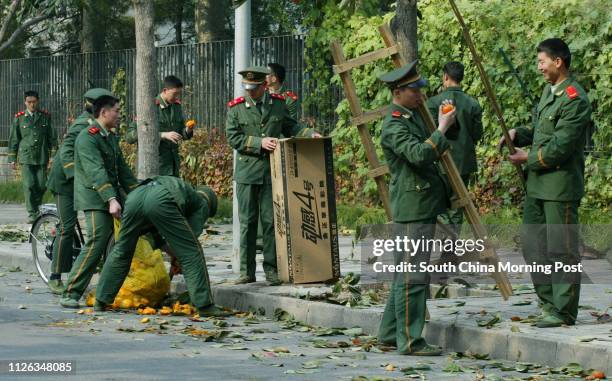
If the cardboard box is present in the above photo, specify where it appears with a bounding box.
[270,137,340,284]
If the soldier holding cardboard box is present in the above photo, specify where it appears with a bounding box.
[226,66,320,286]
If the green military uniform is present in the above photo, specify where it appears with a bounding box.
[8,109,55,221]
[226,67,313,283]
[427,86,483,235]
[46,89,114,291]
[513,77,591,326]
[376,62,451,355]
[61,119,138,306]
[47,111,92,278]
[95,176,218,311]
[126,95,192,177]
[269,85,299,120]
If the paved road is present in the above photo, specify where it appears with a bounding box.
[1,266,584,381]
[0,203,28,225]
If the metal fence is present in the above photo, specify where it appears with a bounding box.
[0,34,341,142]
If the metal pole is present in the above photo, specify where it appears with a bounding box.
[232,0,251,274]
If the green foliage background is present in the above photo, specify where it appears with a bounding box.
[303,0,611,216]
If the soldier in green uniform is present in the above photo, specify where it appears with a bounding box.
[376,61,456,356]
[94,176,229,316]
[46,88,114,294]
[60,95,138,308]
[266,63,299,120]
[427,62,483,238]
[126,75,193,177]
[226,66,320,285]
[8,91,56,223]
[500,38,591,328]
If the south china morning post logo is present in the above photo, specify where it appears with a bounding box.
[366,235,584,276]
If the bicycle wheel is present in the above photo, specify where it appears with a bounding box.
[30,213,60,284]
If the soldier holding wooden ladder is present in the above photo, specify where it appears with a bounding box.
[500,38,591,328]
[376,61,457,356]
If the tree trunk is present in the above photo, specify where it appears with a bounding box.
[391,0,418,62]
[81,0,105,53]
[174,0,183,44]
[194,0,226,43]
[133,0,159,179]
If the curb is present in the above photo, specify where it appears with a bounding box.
[210,283,612,375]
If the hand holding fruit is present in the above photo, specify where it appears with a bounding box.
[437,100,456,135]
[185,119,197,130]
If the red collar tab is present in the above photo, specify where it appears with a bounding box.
[270,93,285,101]
[88,126,100,135]
[227,96,246,108]
[15,111,25,117]
[391,111,402,118]
[154,99,161,105]
[174,99,181,104]
[566,86,579,100]
[285,91,298,101]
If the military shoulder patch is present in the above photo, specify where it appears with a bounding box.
[565,86,579,100]
[285,91,298,101]
[270,93,286,101]
[88,126,100,135]
[154,99,161,105]
[14,111,25,118]
[227,96,245,108]
[391,111,402,118]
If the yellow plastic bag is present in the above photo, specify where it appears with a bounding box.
[86,219,170,309]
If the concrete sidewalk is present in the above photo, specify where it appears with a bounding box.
[1,220,611,374]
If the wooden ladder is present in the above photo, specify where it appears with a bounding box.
[330,24,513,299]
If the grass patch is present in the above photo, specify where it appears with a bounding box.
[208,197,232,224]
[0,180,53,204]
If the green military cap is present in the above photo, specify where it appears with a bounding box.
[378,60,427,89]
[196,185,218,218]
[238,66,270,89]
[83,88,115,101]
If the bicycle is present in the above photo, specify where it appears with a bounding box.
[29,204,114,284]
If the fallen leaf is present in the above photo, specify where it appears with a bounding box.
[384,363,396,371]
[512,300,532,306]
[140,317,150,324]
[443,360,464,373]
[342,327,364,337]
[137,307,157,315]
[302,360,320,369]
[18,305,26,309]
[267,347,290,353]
